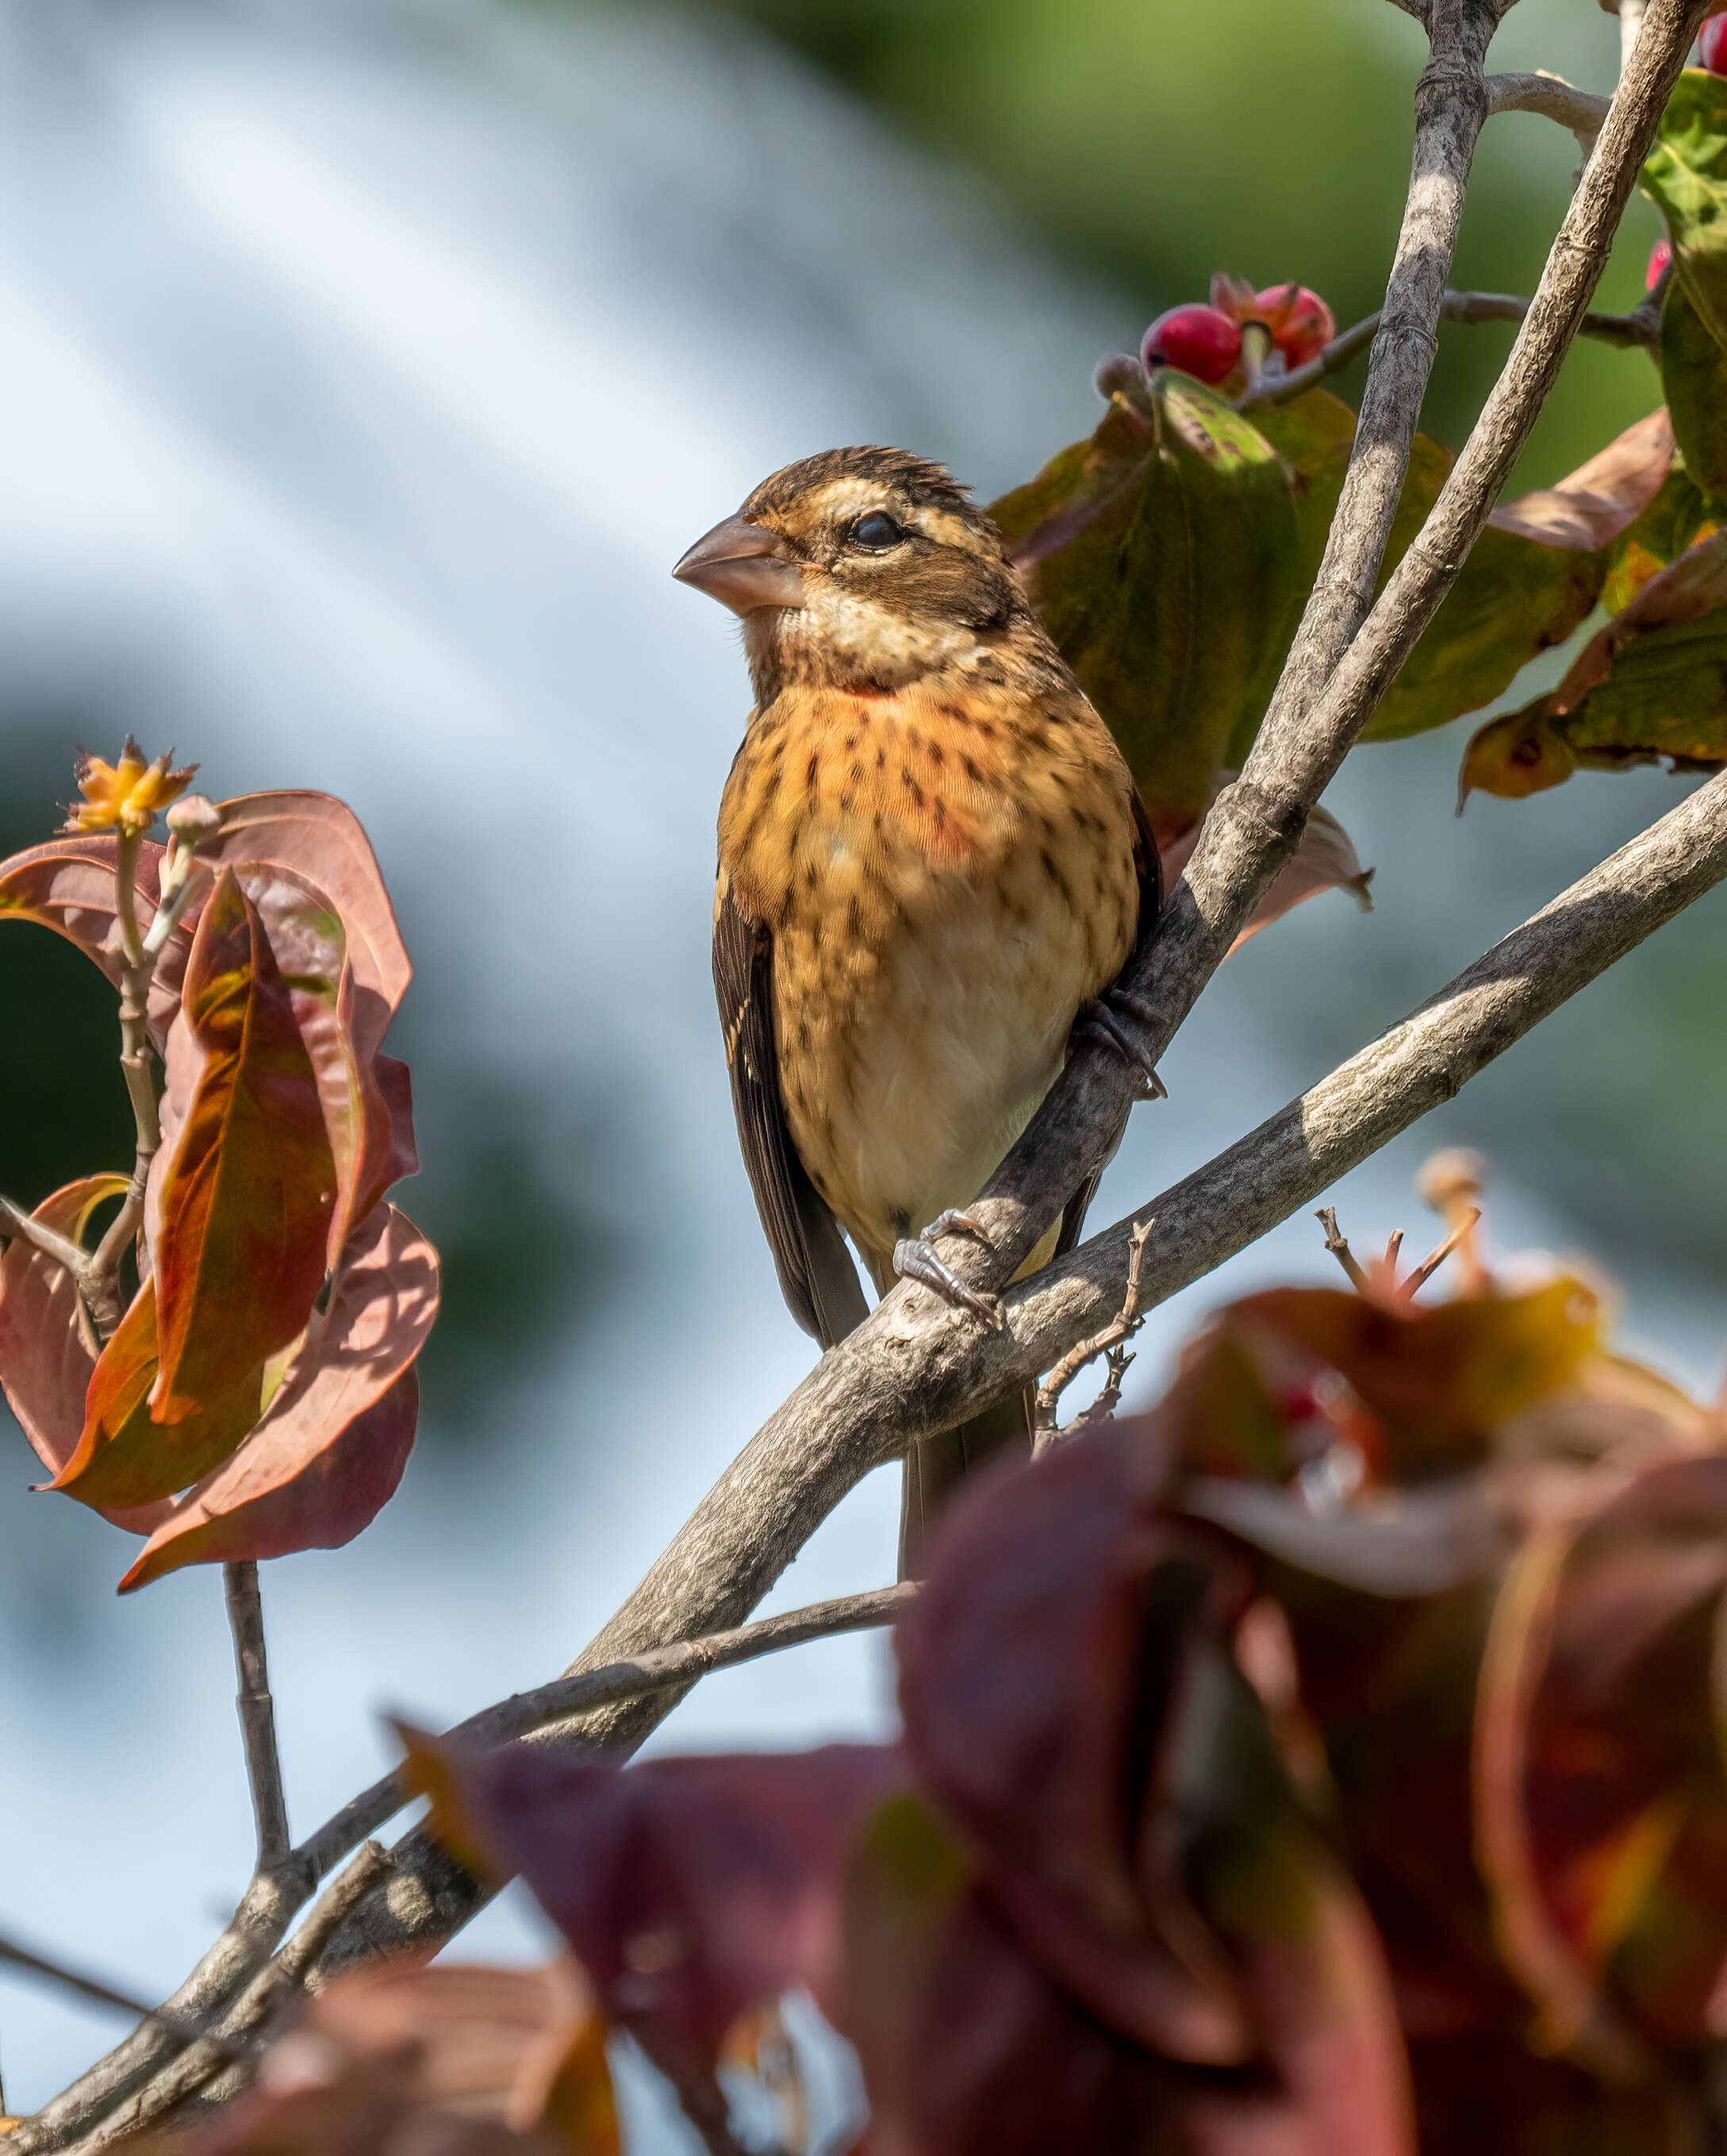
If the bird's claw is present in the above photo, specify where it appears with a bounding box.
[892,1220,1004,1330]
[1080,991,1168,1101]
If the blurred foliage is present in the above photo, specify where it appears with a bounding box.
[672,0,1668,486]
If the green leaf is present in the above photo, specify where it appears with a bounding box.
[1643,67,1727,355]
[1660,279,1727,501]
[1600,464,1722,617]
[1461,528,1727,801]
[990,376,1303,821]
[1360,414,1680,744]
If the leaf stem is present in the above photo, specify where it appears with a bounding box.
[224,1562,290,1872]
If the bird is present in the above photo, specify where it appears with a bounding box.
[674,446,1161,1578]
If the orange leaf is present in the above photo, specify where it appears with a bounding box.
[119,1202,437,1587]
[48,1278,274,1512]
[151,868,337,1424]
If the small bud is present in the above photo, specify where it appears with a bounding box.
[1093,351,1156,421]
[65,737,198,838]
[1416,1149,1486,1220]
[1140,304,1243,387]
[164,792,225,850]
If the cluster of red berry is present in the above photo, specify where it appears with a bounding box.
[1140,274,1336,388]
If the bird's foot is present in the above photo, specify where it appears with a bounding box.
[892,1210,1004,1330]
[1079,989,1169,1101]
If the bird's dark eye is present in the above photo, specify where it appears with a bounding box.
[850,510,905,551]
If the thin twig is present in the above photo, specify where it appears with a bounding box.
[59,1847,394,2154]
[1315,1208,1369,1291]
[0,1197,93,1279]
[1403,1207,1483,1294]
[0,1939,248,2067]
[1486,70,1612,152]
[1242,282,1658,409]
[1033,1219,1153,1451]
[1384,1230,1405,1271]
[224,1562,290,1871]
[13,1586,912,2150]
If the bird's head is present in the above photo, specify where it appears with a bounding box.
[673,447,1026,699]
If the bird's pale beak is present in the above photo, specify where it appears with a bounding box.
[672,514,806,617]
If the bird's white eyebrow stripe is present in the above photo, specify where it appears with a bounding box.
[806,476,896,521]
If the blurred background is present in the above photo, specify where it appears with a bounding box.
[0,0,1717,2135]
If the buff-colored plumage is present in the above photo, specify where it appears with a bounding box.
[685,445,1154,1574]
[720,668,1138,1286]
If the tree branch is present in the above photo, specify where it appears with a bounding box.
[223,1562,290,1872]
[14,1586,911,2150]
[0,1938,247,2067]
[294,0,1710,1984]
[57,1846,394,2154]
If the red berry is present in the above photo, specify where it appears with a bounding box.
[1140,304,1243,386]
[1701,14,1727,68]
[1253,282,1337,369]
[1647,237,1673,291]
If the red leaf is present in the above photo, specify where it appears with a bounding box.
[896,1429,1253,2066]
[150,868,337,1423]
[0,836,196,1047]
[118,1202,437,1586]
[1160,1280,1599,1485]
[0,1175,126,1475]
[1488,409,1675,553]
[48,1276,273,1511]
[170,1958,616,2156]
[205,791,412,1013]
[408,1731,908,2100]
[1476,1454,1727,2072]
[843,1791,1180,2156]
[1177,1789,1416,2156]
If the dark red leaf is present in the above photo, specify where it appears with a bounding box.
[896,1428,1254,2065]
[843,1792,1171,2156]
[1476,1454,1727,2070]
[409,1731,908,2100]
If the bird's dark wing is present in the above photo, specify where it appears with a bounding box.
[1054,785,1164,1258]
[713,876,869,1351]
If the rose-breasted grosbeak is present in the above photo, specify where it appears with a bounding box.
[676,447,1159,1575]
